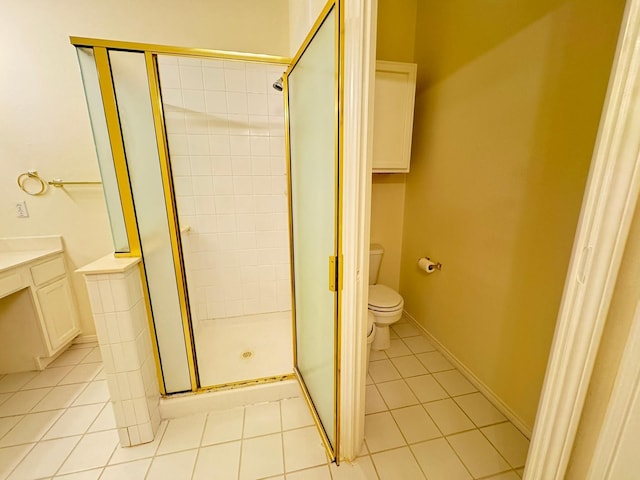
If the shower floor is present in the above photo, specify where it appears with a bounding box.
[194,310,294,388]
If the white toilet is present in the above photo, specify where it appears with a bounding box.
[369,244,404,350]
[366,311,376,369]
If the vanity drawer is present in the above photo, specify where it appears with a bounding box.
[31,256,66,286]
[0,272,24,298]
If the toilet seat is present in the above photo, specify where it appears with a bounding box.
[368,284,403,312]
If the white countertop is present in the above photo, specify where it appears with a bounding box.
[0,236,64,274]
[0,249,63,274]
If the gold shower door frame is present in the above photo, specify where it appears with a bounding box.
[72,0,343,459]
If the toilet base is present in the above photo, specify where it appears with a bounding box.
[372,324,391,350]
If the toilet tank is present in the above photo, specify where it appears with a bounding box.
[369,244,384,285]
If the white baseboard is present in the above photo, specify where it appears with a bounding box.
[73,334,98,344]
[403,311,532,438]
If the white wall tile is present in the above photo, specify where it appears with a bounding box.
[231,177,252,196]
[179,66,204,90]
[247,94,268,115]
[226,92,248,114]
[212,156,232,175]
[188,135,210,155]
[228,114,250,135]
[229,135,251,156]
[182,90,206,112]
[224,69,247,92]
[205,91,228,114]
[204,68,225,91]
[209,134,231,155]
[158,64,181,89]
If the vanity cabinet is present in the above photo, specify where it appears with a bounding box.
[372,61,418,173]
[36,274,79,351]
[0,238,80,372]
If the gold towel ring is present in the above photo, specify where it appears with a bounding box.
[17,170,48,196]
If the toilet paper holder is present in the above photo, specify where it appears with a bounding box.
[417,257,442,273]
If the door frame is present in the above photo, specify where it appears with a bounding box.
[340,0,640,472]
[525,0,640,477]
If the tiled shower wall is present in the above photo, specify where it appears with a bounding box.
[157,56,291,323]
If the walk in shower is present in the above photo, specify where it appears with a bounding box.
[156,55,293,387]
[74,41,293,393]
[72,0,342,458]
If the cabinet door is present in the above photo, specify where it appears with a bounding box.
[372,61,417,173]
[37,278,80,351]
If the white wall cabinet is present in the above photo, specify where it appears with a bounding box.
[372,61,417,173]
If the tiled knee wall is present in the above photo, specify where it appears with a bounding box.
[81,258,161,447]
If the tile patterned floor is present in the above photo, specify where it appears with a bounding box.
[362,317,529,479]
[0,317,530,479]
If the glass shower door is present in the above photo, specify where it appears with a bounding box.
[286,1,341,458]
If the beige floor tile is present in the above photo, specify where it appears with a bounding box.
[243,401,280,437]
[157,414,206,455]
[403,336,436,354]
[31,384,87,412]
[384,339,412,358]
[281,396,314,430]
[0,443,33,479]
[415,351,454,373]
[8,436,80,479]
[0,388,52,416]
[376,380,419,409]
[411,438,471,480]
[454,392,507,427]
[405,375,448,403]
[88,403,117,433]
[330,455,379,479]
[481,422,530,468]
[365,385,388,414]
[391,323,421,338]
[368,360,401,383]
[372,446,425,479]
[364,412,406,453]
[201,407,244,446]
[58,429,119,475]
[43,403,104,439]
[109,421,167,464]
[100,458,152,480]
[22,366,74,390]
[391,405,441,444]
[239,433,283,480]
[484,471,521,479]
[287,464,332,480]
[447,430,511,478]
[283,426,328,472]
[58,363,102,385]
[0,410,63,447]
[391,356,428,378]
[369,349,387,362]
[146,449,198,480]
[0,416,21,439]
[192,441,241,479]
[49,348,92,367]
[433,370,476,396]
[0,372,37,394]
[423,399,475,435]
[71,380,109,406]
[52,468,102,478]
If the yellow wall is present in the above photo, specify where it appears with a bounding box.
[567,198,640,477]
[370,0,416,289]
[0,0,288,336]
[400,0,624,428]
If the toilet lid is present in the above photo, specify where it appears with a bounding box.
[368,284,403,310]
